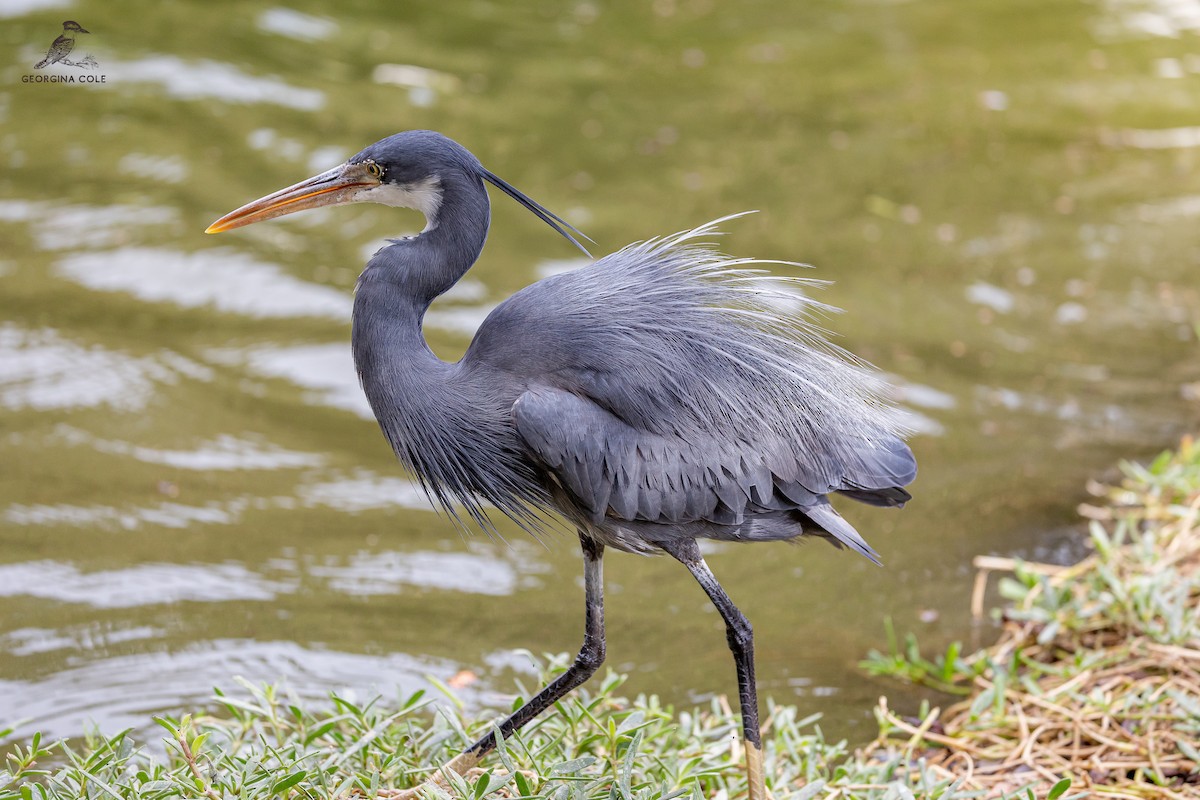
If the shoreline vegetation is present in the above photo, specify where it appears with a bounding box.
[3,439,1198,800]
[860,436,1200,798]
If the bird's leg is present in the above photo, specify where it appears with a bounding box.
[396,534,605,797]
[466,533,606,755]
[662,539,768,800]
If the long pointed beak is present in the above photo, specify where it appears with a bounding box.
[206,162,381,234]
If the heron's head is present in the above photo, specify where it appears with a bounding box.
[206,131,452,235]
[205,130,590,254]
[62,21,89,33]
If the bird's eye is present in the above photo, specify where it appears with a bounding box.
[365,161,383,178]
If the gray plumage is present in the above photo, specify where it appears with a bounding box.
[344,131,915,564]
[207,129,917,799]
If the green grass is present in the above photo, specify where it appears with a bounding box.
[4,439,1199,800]
[0,660,1052,800]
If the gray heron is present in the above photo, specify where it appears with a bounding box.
[207,130,916,799]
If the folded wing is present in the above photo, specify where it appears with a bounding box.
[513,386,914,563]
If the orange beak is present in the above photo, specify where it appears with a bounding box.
[205,162,381,234]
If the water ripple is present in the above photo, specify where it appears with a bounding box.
[965,281,1016,314]
[57,248,352,319]
[297,472,431,511]
[52,425,326,471]
[0,561,290,608]
[0,640,460,744]
[0,625,163,657]
[0,200,176,250]
[208,343,371,417]
[257,8,338,41]
[100,55,324,110]
[306,550,520,596]
[0,325,196,412]
[3,501,244,530]
[0,0,70,19]
[1103,0,1200,37]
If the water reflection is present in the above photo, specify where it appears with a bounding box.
[0,0,71,20]
[0,561,286,606]
[1104,0,1200,37]
[4,500,243,530]
[0,201,175,250]
[1103,126,1200,149]
[0,641,462,744]
[1133,195,1200,221]
[257,8,338,42]
[0,625,162,657]
[98,56,324,110]
[965,282,1015,315]
[52,426,326,471]
[537,257,599,278]
[297,472,432,511]
[5,471,449,528]
[306,550,525,596]
[0,545,540,606]
[117,153,189,184]
[210,343,370,417]
[0,324,189,412]
[57,248,352,319]
[372,64,461,107]
[208,307,502,419]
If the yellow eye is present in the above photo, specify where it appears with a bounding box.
[365,161,383,178]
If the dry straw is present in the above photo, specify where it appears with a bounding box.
[862,437,1200,798]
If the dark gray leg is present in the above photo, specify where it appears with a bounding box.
[399,533,605,795]
[662,538,766,800]
[465,533,605,756]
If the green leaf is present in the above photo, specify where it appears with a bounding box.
[79,772,124,800]
[425,676,465,710]
[941,641,961,683]
[1177,737,1200,763]
[618,730,643,800]
[272,770,308,794]
[151,717,178,736]
[549,756,596,775]
[303,720,340,745]
[473,769,491,799]
[1047,778,1071,800]
[795,781,827,800]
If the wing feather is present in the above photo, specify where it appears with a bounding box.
[513,386,908,557]
[464,217,917,558]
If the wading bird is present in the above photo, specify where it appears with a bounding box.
[34,20,89,69]
[207,130,916,800]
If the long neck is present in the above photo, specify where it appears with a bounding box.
[351,170,490,384]
[375,170,490,313]
[351,167,492,412]
[349,171,544,527]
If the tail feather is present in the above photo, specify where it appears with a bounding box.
[838,486,911,507]
[803,501,882,566]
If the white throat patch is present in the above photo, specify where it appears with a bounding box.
[355,175,443,232]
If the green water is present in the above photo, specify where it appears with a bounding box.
[1,0,1198,743]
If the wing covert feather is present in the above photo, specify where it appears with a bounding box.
[513,387,842,527]
[514,388,744,524]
